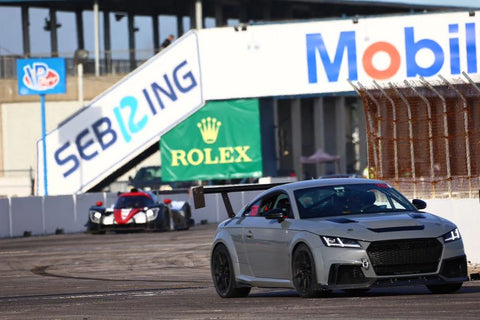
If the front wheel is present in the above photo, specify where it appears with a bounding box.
[292,244,320,298]
[426,282,463,294]
[211,244,251,298]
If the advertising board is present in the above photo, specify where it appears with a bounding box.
[198,11,480,99]
[161,99,263,182]
[36,31,203,195]
[17,58,66,95]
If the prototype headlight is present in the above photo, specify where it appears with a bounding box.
[89,211,102,223]
[321,236,362,248]
[146,208,159,221]
[443,228,461,243]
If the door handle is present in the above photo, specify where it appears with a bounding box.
[246,230,253,239]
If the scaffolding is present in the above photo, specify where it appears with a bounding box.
[350,74,480,199]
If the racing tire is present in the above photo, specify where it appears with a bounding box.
[292,244,320,298]
[87,223,106,235]
[211,244,251,298]
[151,207,170,232]
[426,282,463,294]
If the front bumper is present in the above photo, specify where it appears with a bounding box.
[324,255,468,290]
[314,237,468,290]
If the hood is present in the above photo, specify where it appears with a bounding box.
[301,211,456,241]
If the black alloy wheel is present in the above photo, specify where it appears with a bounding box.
[211,244,251,298]
[292,244,320,298]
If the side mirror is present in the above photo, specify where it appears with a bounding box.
[264,209,285,222]
[412,199,426,210]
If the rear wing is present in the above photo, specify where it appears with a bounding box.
[192,183,286,218]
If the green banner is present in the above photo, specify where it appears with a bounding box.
[161,99,263,182]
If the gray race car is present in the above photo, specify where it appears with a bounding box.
[194,178,468,298]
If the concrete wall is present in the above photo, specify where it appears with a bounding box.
[0,192,478,264]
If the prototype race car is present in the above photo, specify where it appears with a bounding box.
[87,190,193,233]
[193,178,468,298]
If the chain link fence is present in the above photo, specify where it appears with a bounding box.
[350,73,480,199]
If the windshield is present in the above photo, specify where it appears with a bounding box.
[114,195,155,209]
[294,183,416,219]
[134,167,162,181]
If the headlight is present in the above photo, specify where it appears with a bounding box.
[89,211,102,223]
[443,228,461,243]
[321,236,362,248]
[146,208,159,221]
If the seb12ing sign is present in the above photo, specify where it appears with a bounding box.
[17,58,66,195]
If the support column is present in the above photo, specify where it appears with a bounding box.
[127,11,136,70]
[48,8,59,57]
[291,99,302,179]
[313,97,325,177]
[214,2,224,27]
[195,0,203,29]
[103,11,112,73]
[262,3,271,21]
[357,100,368,175]
[93,0,100,76]
[21,5,30,57]
[177,15,184,37]
[152,14,160,53]
[335,97,347,173]
[273,98,280,171]
[238,5,247,23]
[75,10,84,49]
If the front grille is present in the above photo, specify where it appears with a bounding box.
[367,238,442,276]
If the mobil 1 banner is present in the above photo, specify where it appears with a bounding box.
[199,10,480,99]
[36,31,204,195]
[161,99,263,182]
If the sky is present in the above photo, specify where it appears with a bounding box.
[0,5,217,60]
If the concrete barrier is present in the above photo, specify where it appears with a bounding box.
[0,192,478,264]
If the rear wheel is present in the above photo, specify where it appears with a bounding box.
[211,244,251,298]
[292,244,320,298]
[426,282,463,294]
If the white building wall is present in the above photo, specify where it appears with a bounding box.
[1,101,84,172]
[0,100,162,196]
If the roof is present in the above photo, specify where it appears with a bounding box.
[1,0,476,21]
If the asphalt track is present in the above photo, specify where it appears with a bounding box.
[1,224,479,320]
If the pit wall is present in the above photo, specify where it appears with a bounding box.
[0,193,478,264]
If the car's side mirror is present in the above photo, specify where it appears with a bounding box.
[264,209,285,222]
[412,199,427,210]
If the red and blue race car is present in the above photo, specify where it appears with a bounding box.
[87,190,193,234]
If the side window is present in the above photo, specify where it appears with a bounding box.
[273,193,293,219]
[244,199,262,217]
[243,194,278,217]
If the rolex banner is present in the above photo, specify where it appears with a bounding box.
[161,99,263,182]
